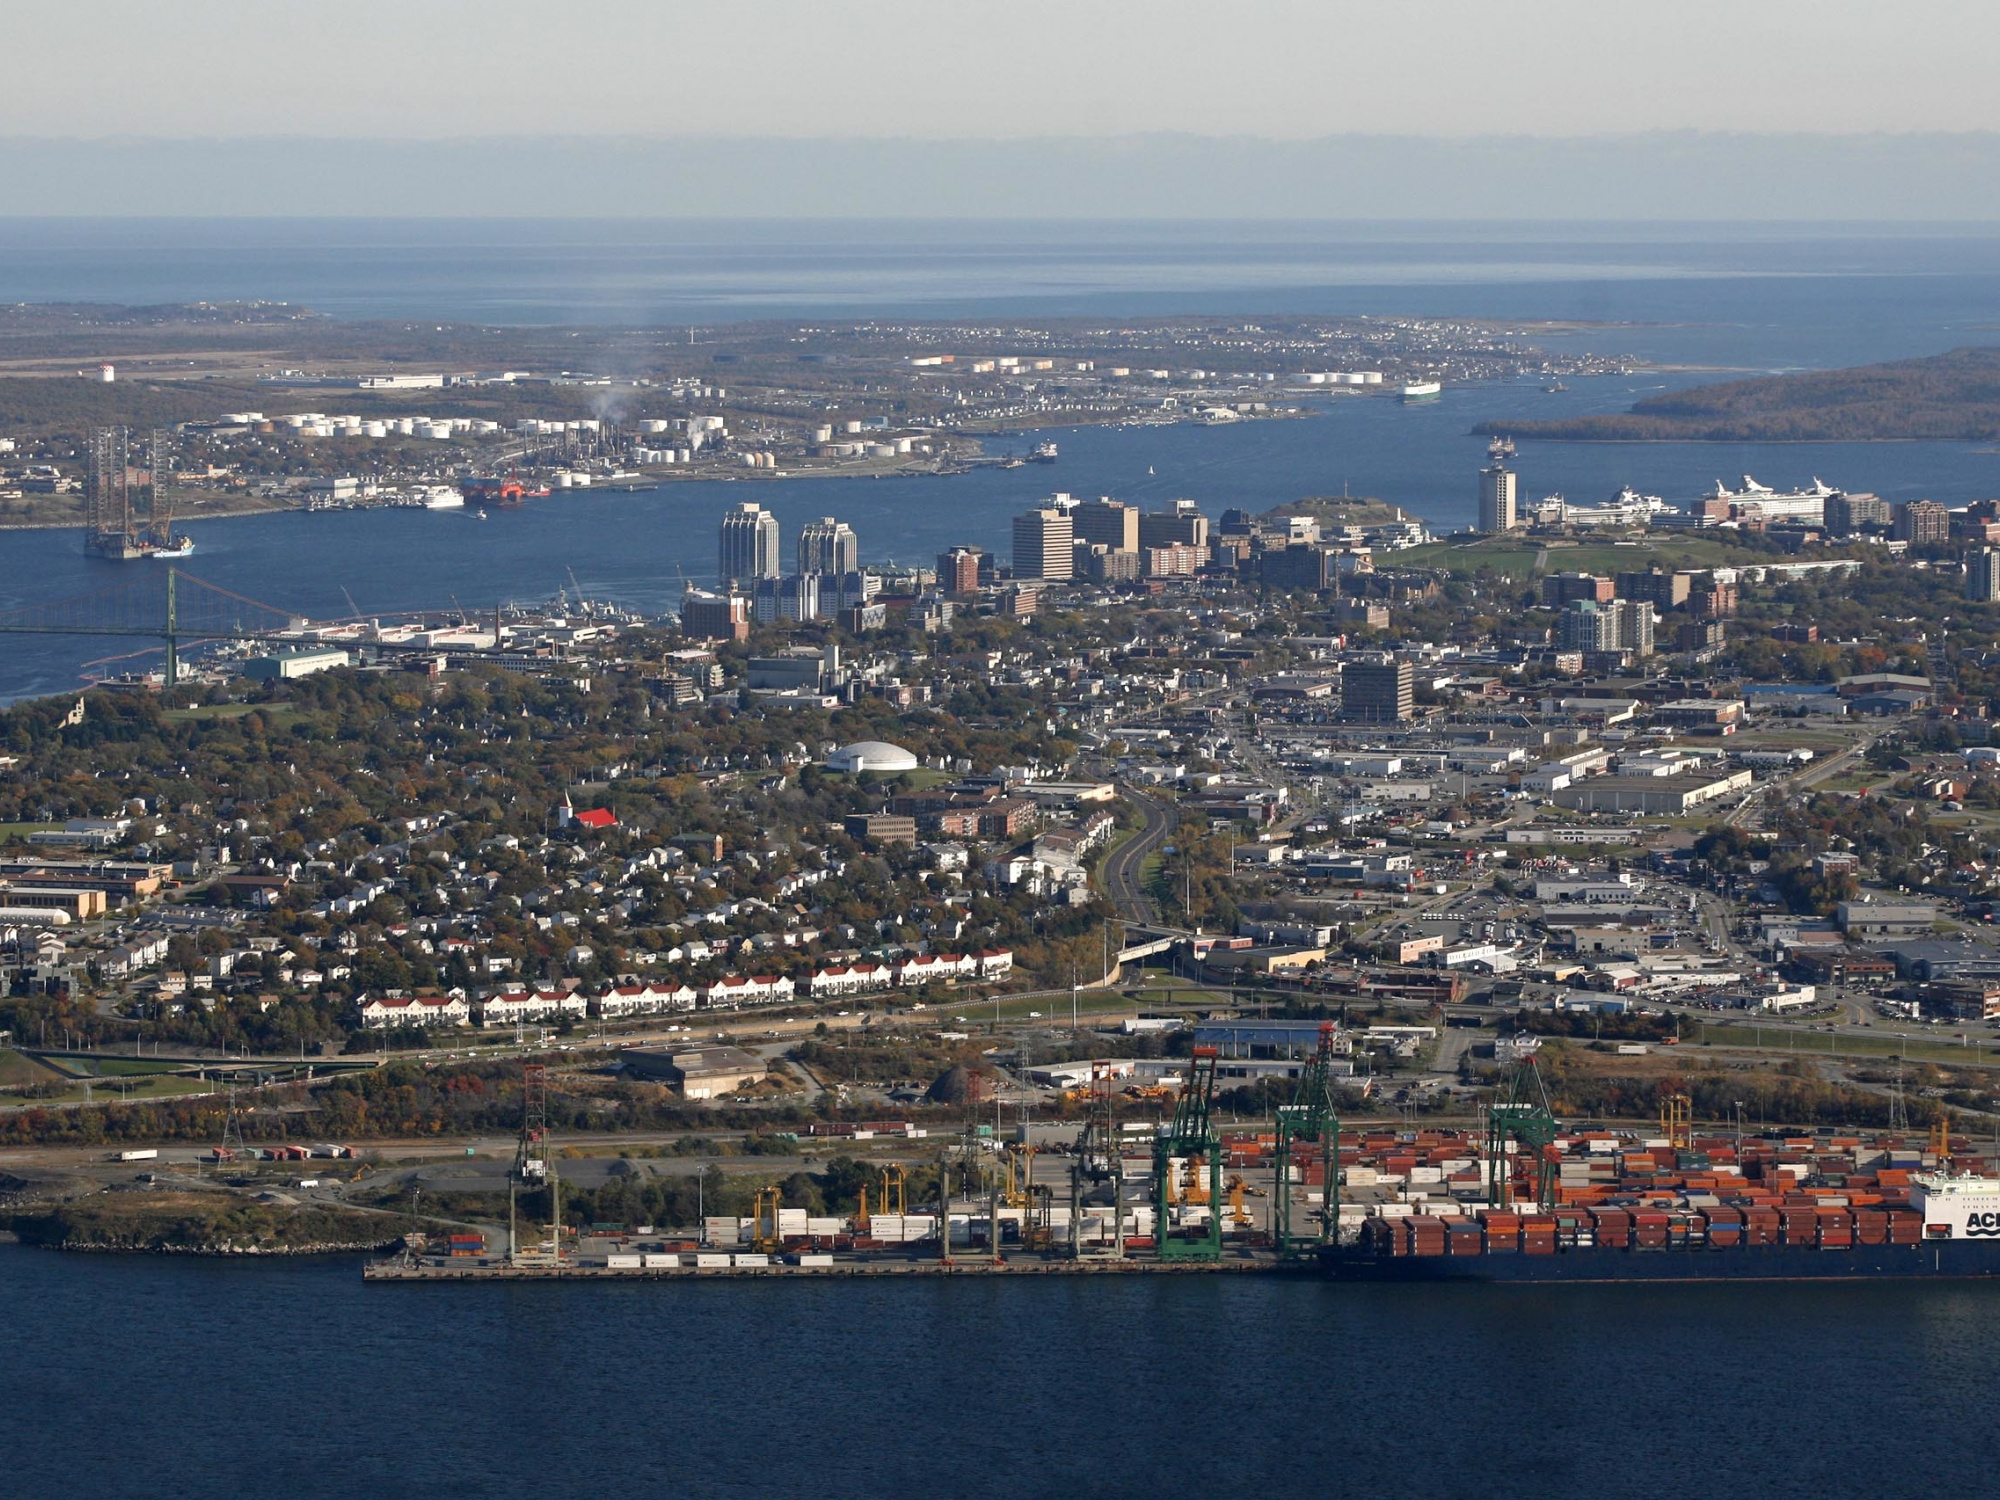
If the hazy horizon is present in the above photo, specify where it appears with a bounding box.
[11,132,2000,220]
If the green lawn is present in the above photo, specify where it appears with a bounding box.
[1,1073,218,1107]
[164,704,308,728]
[0,822,62,841]
[0,1049,63,1088]
[39,1054,191,1079]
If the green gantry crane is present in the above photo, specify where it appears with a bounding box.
[1485,1058,1560,1213]
[1273,1021,1343,1258]
[1153,1045,1223,1261]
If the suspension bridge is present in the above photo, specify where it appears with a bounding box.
[0,569,308,687]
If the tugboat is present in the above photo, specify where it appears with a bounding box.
[1029,440,1058,464]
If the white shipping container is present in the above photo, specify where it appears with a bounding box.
[805,1217,843,1236]
[642,1253,679,1269]
[695,1253,733,1269]
[607,1254,643,1269]
[733,1254,770,1268]
[798,1253,834,1268]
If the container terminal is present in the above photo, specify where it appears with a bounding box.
[365,1041,2000,1284]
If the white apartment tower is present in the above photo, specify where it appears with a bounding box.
[1478,437,1520,533]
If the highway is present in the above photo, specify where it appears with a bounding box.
[1102,786,1176,926]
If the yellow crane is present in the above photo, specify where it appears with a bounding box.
[1661,1093,1692,1153]
[1930,1110,1954,1165]
[751,1185,783,1251]
[1225,1173,1253,1228]
[1004,1144,1036,1209]
[878,1163,907,1218]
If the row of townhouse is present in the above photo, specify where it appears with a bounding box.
[356,949,1016,1029]
[807,948,1016,999]
[358,988,586,1030]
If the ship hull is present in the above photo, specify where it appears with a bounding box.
[1322,1240,2000,1283]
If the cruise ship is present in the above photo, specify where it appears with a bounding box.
[1695,476,1837,524]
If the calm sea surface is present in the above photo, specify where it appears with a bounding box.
[2,223,1999,699]
[1,1241,1995,1499]
[3,372,1998,702]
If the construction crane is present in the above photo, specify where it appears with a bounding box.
[1153,1045,1223,1261]
[1274,1022,1343,1257]
[1485,1059,1560,1213]
[1661,1092,1693,1153]
[1225,1174,1253,1228]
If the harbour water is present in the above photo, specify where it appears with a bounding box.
[1,1240,1995,1498]
[3,369,1997,703]
[3,224,2000,699]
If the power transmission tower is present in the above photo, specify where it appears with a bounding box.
[508,1061,563,1265]
[221,1083,247,1158]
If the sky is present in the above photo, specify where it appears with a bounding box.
[15,0,2000,139]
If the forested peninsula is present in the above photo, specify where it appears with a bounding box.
[1476,347,2000,442]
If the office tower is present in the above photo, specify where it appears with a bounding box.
[1542,572,1614,606]
[1969,547,2000,603]
[937,547,984,595]
[1013,506,1074,580]
[1139,499,1210,557]
[1825,491,1890,533]
[1615,569,1693,610]
[797,516,859,576]
[719,502,781,584]
[1558,600,1617,653]
[1894,499,1949,546]
[752,573,821,623]
[1071,497,1141,553]
[1340,659,1413,723]
[680,588,751,642]
[1478,438,1519,532]
[1612,598,1655,657]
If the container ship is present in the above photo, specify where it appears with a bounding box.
[1242,1118,2000,1283]
[1323,1173,2000,1281]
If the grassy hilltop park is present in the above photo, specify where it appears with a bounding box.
[1476,347,2000,443]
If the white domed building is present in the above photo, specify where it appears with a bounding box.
[826,740,920,774]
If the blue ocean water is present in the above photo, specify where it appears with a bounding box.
[0,219,1997,701]
[3,373,1997,703]
[0,1242,1994,1500]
